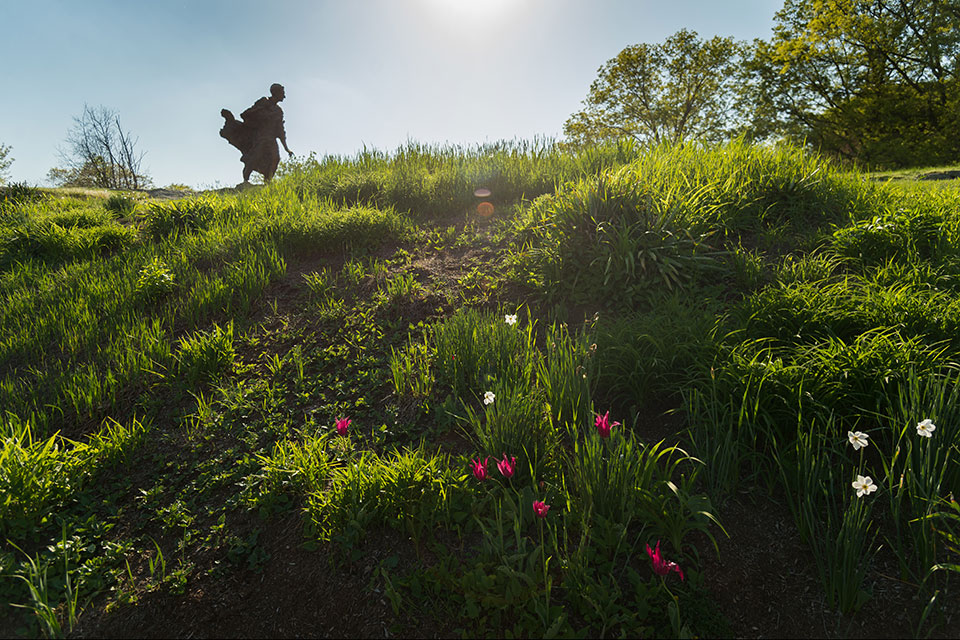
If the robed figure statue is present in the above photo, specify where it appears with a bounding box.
[220,83,293,183]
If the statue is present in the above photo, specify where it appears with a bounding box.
[220,83,293,184]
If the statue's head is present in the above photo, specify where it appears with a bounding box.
[270,83,285,101]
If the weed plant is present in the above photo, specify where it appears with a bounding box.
[104,194,137,217]
[176,322,235,386]
[307,445,471,546]
[0,417,145,539]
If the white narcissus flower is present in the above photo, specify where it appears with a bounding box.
[483,391,495,405]
[852,475,877,498]
[847,431,869,450]
[916,419,936,438]
[505,314,518,326]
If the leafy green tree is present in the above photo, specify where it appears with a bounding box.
[744,0,960,166]
[0,143,12,185]
[564,30,743,146]
[46,160,113,188]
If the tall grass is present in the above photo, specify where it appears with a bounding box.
[538,320,597,435]
[880,368,960,582]
[277,138,644,217]
[307,445,470,545]
[430,307,539,401]
[516,140,887,306]
[0,189,408,436]
[593,295,720,409]
[0,416,146,539]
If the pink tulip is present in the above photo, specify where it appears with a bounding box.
[595,411,620,439]
[470,457,489,482]
[646,540,684,581]
[532,500,550,518]
[335,417,351,436]
[497,453,516,479]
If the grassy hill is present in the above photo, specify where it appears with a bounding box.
[1,140,957,637]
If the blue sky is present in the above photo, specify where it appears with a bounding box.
[1,0,784,189]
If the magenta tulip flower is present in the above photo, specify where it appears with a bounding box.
[470,457,489,482]
[646,540,684,581]
[497,453,516,479]
[595,411,620,439]
[532,500,550,518]
[335,417,351,436]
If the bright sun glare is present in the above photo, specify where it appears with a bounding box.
[426,0,516,26]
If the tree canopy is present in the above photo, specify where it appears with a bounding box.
[746,0,960,166]
[564,30,743,147]
[567,1,960,167]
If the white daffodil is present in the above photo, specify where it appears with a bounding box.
[916,419,936,438]
[505,314,518,326]
[852,475,877,498]
[847,431,869,450]
[483,391,495,405]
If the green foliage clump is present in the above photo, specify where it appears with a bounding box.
[104,193,137,217]
[468,379,558,482]
[268,201,408,257]
[176,322,235,386]
[736,276,960,352]
[430,307,540,400]
[517,141,872,306]
[0,425,84,540]
[307,445,470,545]
[594,295,720,407]
[136,256,176,302]
[0,417,145,540]
[246,430,335,515]
[142,198,218,239]
[537,321,598,435]
[1,182,44,207]
[0,199,136,269]
[571,428,692,535]
[831,206,957,266]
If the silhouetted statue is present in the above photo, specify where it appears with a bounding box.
[220,83,293,183]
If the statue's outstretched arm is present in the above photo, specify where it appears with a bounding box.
[279,128,293,157]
